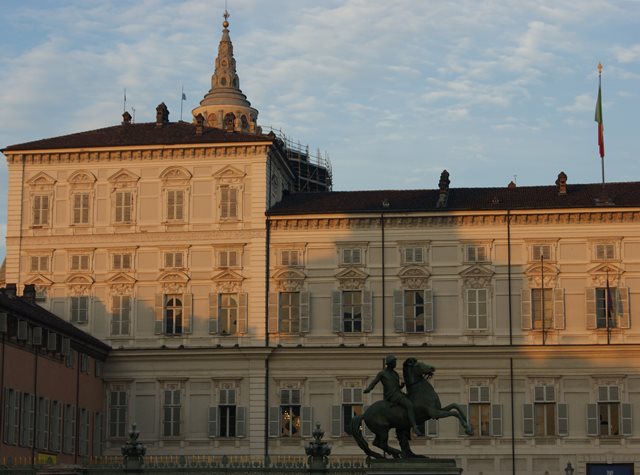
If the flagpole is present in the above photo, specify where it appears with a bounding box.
[123,88,127,113]
[180,85,184,121]
[598,64,605,189]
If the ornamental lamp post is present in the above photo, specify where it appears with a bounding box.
[564,462,575,475]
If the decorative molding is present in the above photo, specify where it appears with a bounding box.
[212,269,244,293]
[159,270,190,294]
[588,263,624,287]
[336,267,368,290]
[523,263,559,288]
[398,266,430,290]
[272,268,306,292]
[65,273,94,295]
[107,272,137,295]
[460,264,494,289]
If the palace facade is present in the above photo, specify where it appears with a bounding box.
[2,12,640,475]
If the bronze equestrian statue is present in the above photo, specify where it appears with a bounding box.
[352,357,473,458]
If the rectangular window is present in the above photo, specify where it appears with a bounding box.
[71,296,90,324]
[115,191,133,224]
[78,408,89,456]
[465,245,486,262]
[533,386,557,436]
[93,413,103,456]
[32,195,50,226]
[341,248,362,265]
[218,294,238,335]
[219,388,237,437]
[598,385,620,436]
[220,186,238,219]
[342,291,362,333]
[531,288,553,330]
[62,404,76,454]
[49,400,62,452]
[70,254,90,271]
[403,247,424,264]
[279,292,300,333]
[30,255,49,272]
[164,252,184,269]
[404,290,425,332]
[281,250,300,266]
[218,250,238,268]
[532,245,552,261]
[166,190,185,221]
[164,294,184,335]
[469,386,490,437]
[280,389,301,437]
[111,295,131,336]
[109,390,127,438]
[19,393,35,447]
[4,389,20,445]
[342,388,363,436]
[595,243,615,260]
[467,288,488,330]
[596,287,619,328]
[36,397,50,450]
[112,253,132,270]
[80,353,89,374]
[72,193,90,225]
[163,389,181,437]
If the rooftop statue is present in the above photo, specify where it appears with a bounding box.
[353,356,473,458]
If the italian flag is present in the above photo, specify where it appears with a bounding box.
[595,81,604,158]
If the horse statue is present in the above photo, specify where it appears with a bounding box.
[351,357,473,458]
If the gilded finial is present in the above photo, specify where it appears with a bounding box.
[598,62,603,75]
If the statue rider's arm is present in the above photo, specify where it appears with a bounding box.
[363,371,383,393]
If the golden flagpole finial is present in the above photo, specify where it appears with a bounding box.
[598,62,603,75]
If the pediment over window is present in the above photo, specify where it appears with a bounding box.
[27,172,56,187]
[106,272,136,295]
[272,268,306,292]
[588,263,624,287]
[336,267,368,290]
[160,166,192,183]
[159,270,190,294]
[213,165,246,182]
[398,265,430,290]
[24,274,53,288]
[65,273,94,296]
[68,170,96,184]
[524,262,558,288]
[108,169,140,186]
[460,264,494,288]
[212,269,244,293]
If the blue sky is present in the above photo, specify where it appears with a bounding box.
[1,0,640,261]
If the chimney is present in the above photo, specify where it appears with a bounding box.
[155,103,169,127]
[436,170,450,208]
[4,283,17,299]
[122,111,132,125]
[556,171,568,195]
[195,113,205,136]
[23,284,36,304]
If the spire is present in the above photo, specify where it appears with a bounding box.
[192,10,260,133]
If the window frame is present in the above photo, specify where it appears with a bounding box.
[71,191,91,226]
[111,294,132,336]
[70,296,90,324]
[31,193,52,227]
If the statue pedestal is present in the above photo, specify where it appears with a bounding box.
[367,458,463,475]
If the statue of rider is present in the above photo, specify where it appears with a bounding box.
[364,354,424,436]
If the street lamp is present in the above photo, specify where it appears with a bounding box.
[564,462,575,475]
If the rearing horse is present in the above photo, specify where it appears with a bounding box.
[351,358,473,458]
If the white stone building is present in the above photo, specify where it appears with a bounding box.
[2,12,640,475]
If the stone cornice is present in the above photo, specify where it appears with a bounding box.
[4,143,272,165]
[269,211,640,230]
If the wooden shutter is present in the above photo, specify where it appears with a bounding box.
[331,291,342,332]
[424,289,434,332]
[182,293,193,333]
[587,404,598,436]
[393,290,405,332]
[362,290,373,332]
[585,288,597,329]
[268,292,279,333]
[521,289,532,330]
[331,405,342,437]
[236,406,246,437]
[208,293,218,334]
[491,404,503,437]
[557,403,569,436]
[301,406,313,437]
[238,293,248,334]
[523,404,534,436]
[208,406,217,437]
[553,288,565,329]
[300,291,310,333]
[617,287,630,329]
[268,407,280,437]
[621,403,633,436]
[154,294,164,334]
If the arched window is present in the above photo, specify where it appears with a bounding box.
[165,295,183,334]
[224,113,235,131]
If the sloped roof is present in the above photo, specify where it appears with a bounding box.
[0,289,111,359]
[2,121,274,152]
[268,182,640,215]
